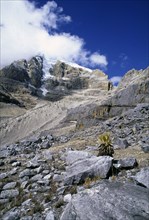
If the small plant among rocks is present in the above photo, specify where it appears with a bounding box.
[97,132,114,157]
[84,176,101,188]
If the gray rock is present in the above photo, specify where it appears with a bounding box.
[64,194,72,203]
[30,174,43,182]
[118,157,138,169]
[0,60,30,83]
[41,140,52,149]
[47,134,54,141]
[114,138,129,149]
[28,56,43,88]
[21,181,28,189]
[45,210,55,220]
[43,174,52,180]
[53,174,62,182]
[0,172,8,180]
[19,169,36,178]
[0,160,5,166]
[0,199,9,204]
[0,149,9,159]
[3,182,17,190]
[9,168,18,175]
[59,136,69,143]
[26,160,40,169]
[141,145,149,153]
[134,167,149,188]
[2,210,19,220]
[12,161,21,167]
[64,154,113,185]
[37,179,50,186]
[65,150,92,165]
[34,165,43,174]
[0,189,19,199]
[60,182,149,220]
[42,150,53,161]
[20,217,32,220]
[22,199,32,207]
[42,170,50,175]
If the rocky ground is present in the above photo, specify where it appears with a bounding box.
[0,58,149,219]
[0,101,149,219]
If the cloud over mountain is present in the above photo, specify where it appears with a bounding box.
[110,76,122,85]
[1,0,108,69]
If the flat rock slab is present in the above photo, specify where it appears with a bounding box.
[64,151,113,185]
[65,150,92,165]
[118,157,138,169]
[0,189,19,199]
[134,167,149,188]
[60,181,149,220]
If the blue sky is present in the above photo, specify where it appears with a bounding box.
[1,0,148,83]
[35,0,149,78]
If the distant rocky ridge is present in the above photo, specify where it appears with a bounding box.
[0,56,112,104]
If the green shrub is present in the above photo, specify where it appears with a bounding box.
[97,132,114,157]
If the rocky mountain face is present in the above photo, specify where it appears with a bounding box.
[65,67,149,128]
[0,56,112,105]
[44,60,112,101]
[0,58,149,220]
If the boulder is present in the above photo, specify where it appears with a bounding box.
[63,151,113,185]
[141,145,149,153]
[65,150,92,165]
[2,210,19,220]
[45,211,55,220]
[114,138,129,149]
[19,169,36,178]
[134,167,149,188]
[3,182,17,190]
[140,136,149,153]
[60,181,149,220]
[0,189,19,199]
[118,157,138,169]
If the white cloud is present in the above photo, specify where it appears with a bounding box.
[90,52,108,67]
[0,0,108,69]
[110,76,122,85]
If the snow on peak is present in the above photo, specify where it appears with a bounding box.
[62,60,93,73]
[42,57,93,80]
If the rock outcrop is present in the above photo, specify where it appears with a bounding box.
[28,56,43,88]
[60,181,149,220]
[63,150,113,185]
[0,60,30,83]
[107,67,149,106]
[134,167,149,188]
[0,56,43,87]
[65,67,149,128]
